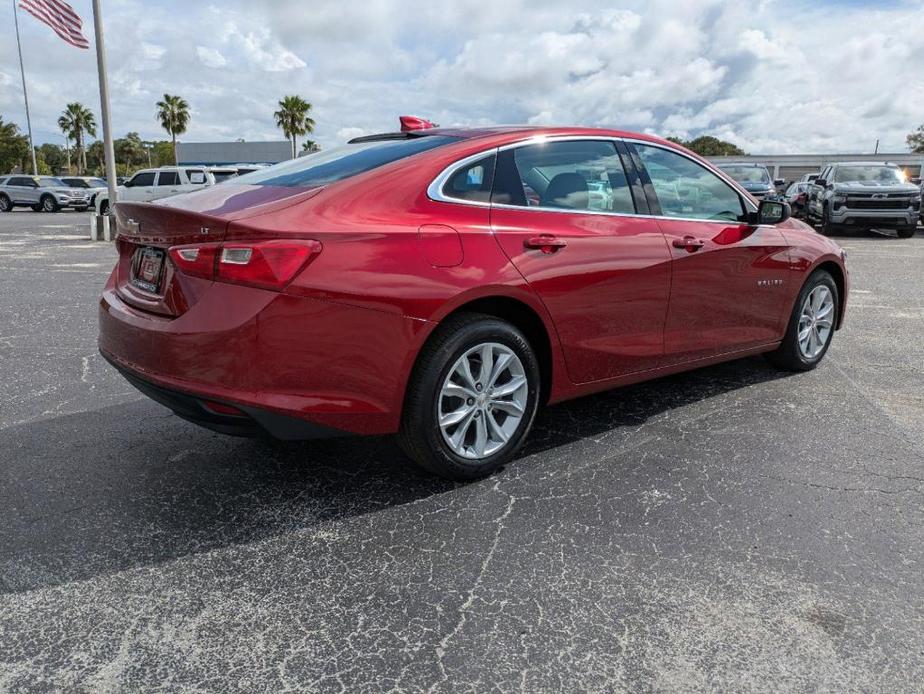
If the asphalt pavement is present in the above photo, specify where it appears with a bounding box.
[1,210,922,692]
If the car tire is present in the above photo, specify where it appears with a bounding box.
[819,205,835,236]
[0,194,11,212]
[765,270,838,372]
[40,195,59,213]
[398,313,541,481]
[897,225,916,238]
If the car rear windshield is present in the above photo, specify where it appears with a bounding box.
[720,166,770,184]
[834,166,905,184]
[234,135,461,188]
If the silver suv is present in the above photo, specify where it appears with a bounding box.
[806,162,920,237]
[0,175,91,213]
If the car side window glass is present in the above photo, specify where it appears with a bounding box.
[131,172,156,187]
[635,144,745,222]
[442,154,496,203]
[186,170,207,184]
[157,171,179,186]
[501,140,635,213]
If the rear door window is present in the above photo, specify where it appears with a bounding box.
[493,140,636,214]
[156,171,179,186]
[442,155,496,203]
[634,144,745,222]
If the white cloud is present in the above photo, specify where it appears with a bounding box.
[196,46,227,69]
[1,0,922,154]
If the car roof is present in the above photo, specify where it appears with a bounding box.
[350,126,700,159]
[831,161,900,167]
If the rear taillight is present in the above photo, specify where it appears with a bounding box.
[168,240,321,290]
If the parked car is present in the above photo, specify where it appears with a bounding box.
[716,163,784,200]
[0,174,90,212]
[207,167,240,183]
[99,126,849,480]
[60,176,108,208]
[94,166,214,214]
[806,162,920,237]
[800,173,820,184]
[784,182,812,218]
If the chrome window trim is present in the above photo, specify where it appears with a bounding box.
[426,134,762,225]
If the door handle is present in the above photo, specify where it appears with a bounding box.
[524,235,567,254]
[672,236,706,251]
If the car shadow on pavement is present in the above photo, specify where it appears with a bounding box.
[0,356,791,593]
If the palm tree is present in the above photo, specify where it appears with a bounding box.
[57,118,72,174]
[274,96,314,159]
[58,103,96,174]
[155,94,190,164]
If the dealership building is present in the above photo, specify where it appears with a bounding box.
[707,153,924,183]
[176,141,292,166]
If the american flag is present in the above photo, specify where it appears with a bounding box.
[19,0,89,49]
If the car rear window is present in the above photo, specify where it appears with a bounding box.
[236,135,460,188]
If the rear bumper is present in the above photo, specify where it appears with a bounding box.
[103,352,346,439]
[98,272,431,437]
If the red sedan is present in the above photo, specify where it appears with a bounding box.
[99,126,848,480]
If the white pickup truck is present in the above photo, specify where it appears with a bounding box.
[94,166,216,214]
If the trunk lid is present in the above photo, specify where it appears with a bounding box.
[112,184,323,317]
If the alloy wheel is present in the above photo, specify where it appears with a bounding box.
[798,285,834,359]
[42,197,55,212]
[438,342,529,460]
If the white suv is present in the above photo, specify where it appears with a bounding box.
[94,166,214,214]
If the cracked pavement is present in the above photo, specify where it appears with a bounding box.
[1,211,922,691]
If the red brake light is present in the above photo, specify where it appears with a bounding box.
[168,240,321,290]
[168,243,220,279]
[217,240,322,290]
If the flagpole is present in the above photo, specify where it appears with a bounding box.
[13,0,39,175]
[91,0,117,206]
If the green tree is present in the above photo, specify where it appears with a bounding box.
[85,140,104,174]
[155,94,190,164]
[57,117,73,174]
[115,131,147,169]
[36,143,67,174]
[907,125,924,153]
[0,117,31,173]
[57,102,97,174]
[301,139,320,154]
[667,135,746,156]
[274,95,315,159]
[151,140,175,167]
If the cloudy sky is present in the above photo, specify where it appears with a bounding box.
[2,0,923,154]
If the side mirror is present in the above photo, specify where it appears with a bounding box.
[751,199,791,226]
[123,179,133,188]
[773,178,785,187]
[814,179,826,188]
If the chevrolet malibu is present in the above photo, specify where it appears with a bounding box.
[99,126,849,480]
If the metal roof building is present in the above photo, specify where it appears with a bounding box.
[176,141,292,166]
[707,153,924,184]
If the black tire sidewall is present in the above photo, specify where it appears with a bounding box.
[41,195,57,212]
[403,316,540,479]
[0,195,10,212]
[783,271,838,370]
